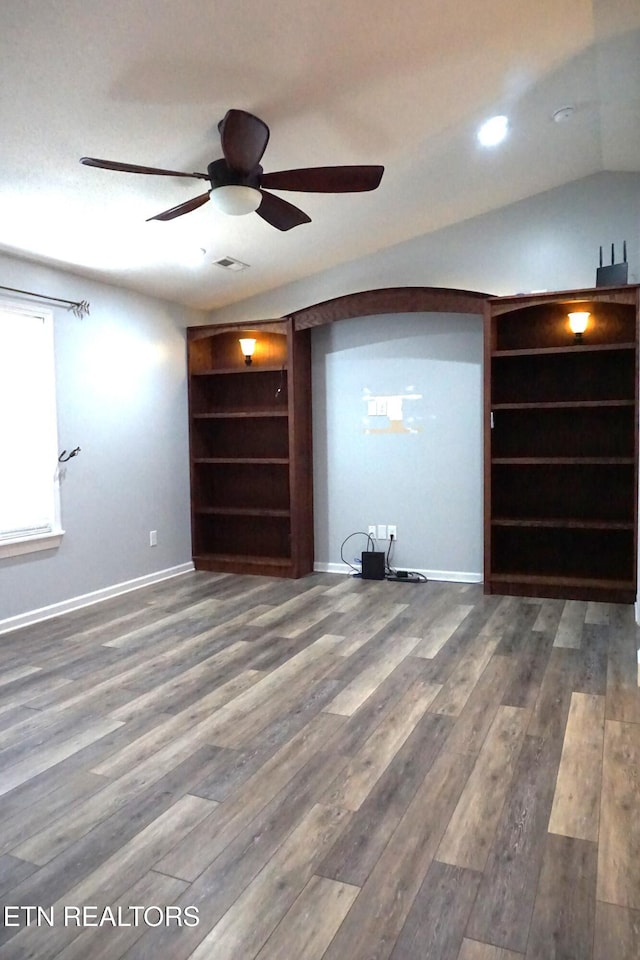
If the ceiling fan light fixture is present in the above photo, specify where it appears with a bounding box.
[209,185,261,216]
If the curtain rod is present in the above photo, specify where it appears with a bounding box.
[0,284,90,318]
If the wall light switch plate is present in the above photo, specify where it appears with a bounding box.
[377,524,387,540]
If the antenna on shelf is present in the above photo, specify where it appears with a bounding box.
[596,241,628,287]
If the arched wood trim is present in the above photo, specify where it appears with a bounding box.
[288,286,491,330]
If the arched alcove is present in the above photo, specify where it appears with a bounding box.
[296,287,490,580]
[286,286,489,328]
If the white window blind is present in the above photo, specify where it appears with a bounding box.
[0,302,63,554]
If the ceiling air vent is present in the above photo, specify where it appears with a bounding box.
[213,256,250,272]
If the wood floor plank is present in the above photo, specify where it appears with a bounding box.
[154,712,345,883]
[51,870,189,960]
[91,668,263,779]
[12,731,225,867]
[320,747,477,960]
[108,639,254,722]
[0,572,636,960]
[254,874,359,960]
[435,705,528,872]
[0,710,162,831]
[190,675,343,802]
[389,860,481,960]
[547,692,605,842]
[323,633,422,716]
[553,599,587,649]
[593,900,640,960]
[0,853,37,897]
[491,600,541,657]
[526,647,577,749]
[429,632,501,717]
[426,599,504,683]
[465,735,560,954]
[444,655,513,756]
[321,678,441,810]
[458,940,523,960]
[597,719,640,909]
[0,664,41,689]
[321,655,429,758]
[500,630,553,710]
[525,834,597,960]
[531,598,565,634]
[412,604,474,659]
[248,584,331,628]
[0,716,123,799]
[333,600,409,658]
[318,712,453,886]
[585,601,612,625]
[203,638,343,748]
[605,606,640,722]
[572,622,609,696]
[183,804,351,960]
[0,746,222,931]
[125,750,351,960]
[1,797,214,960]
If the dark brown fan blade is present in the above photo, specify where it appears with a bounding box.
[218,110,270,175]
[146,192,210,222]
[80,157,209,180]
[256,190,311,231]
[261,165,384,193]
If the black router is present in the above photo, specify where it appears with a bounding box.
[596,241,628,287]
[361,550,386,580]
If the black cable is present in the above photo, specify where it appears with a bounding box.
[385,535,395,574]
[340,531,375,575]
[384,533,428,583]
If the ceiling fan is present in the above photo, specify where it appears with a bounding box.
[80,109,384,231]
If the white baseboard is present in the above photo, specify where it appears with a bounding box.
[0,563,195,636]
[313,561,482,583]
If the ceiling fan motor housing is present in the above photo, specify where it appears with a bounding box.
[207,158,262,189]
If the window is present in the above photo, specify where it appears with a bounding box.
[0,301,64,558]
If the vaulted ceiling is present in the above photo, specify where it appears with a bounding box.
[1,0,638,310]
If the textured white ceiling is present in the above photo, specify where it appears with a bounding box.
[0,0,638,310]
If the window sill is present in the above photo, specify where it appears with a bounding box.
[0,530,65,560]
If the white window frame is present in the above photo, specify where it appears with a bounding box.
[0,300,64,559]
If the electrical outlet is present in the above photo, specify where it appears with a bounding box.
[377,524,387,540]
[149,530,158,547]
[368,525,377,539]
[388,524,397,540]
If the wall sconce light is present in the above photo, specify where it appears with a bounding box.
[568,311,590,343]
[239,337,257,365]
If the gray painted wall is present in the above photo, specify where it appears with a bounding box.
[208,170,640,583]
[208,172,640,325]
[313,312,483,578]
[2,171,638,622]
[0,252,203,624]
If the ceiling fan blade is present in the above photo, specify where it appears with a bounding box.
[256,190,311,231]
[218,110,270,175]
[80,157,209,180]
[261,165,384,193]
[146,192,211,222]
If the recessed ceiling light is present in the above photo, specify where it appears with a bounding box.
[477,115,509,147]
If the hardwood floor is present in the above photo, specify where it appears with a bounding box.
[0,571,639,959]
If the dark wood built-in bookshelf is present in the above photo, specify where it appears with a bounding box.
[484,285,640,603]
[187,319,313,578]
